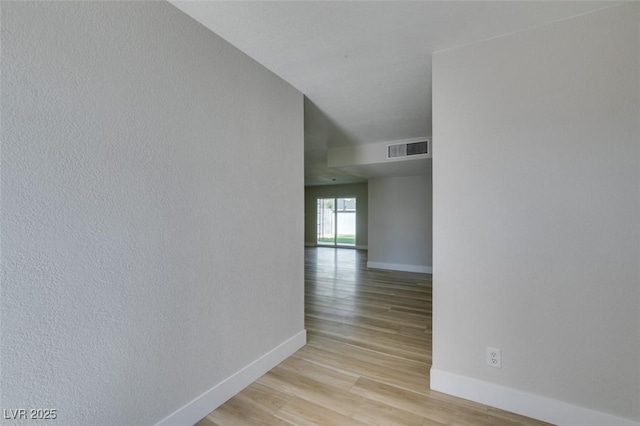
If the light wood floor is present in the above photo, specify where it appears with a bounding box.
[196,248,550,426]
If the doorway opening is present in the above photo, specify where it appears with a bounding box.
[316,197,356,247]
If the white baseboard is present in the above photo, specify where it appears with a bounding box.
[156,330,306,426]
[304,242,316,247]
[367,261,432,274]
[355,245,368,250]
[430,368,640,426]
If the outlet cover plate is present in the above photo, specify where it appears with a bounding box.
[487,347,501,368]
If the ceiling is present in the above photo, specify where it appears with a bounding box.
[170,1,619,186]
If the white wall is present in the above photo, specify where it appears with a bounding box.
[432,3,639,424]
[328,138,430,168]
[368,175,432,273]
[1,2,304,425]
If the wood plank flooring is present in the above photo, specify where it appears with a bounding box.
[196,248,550,426]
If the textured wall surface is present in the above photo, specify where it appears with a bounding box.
[368,175,433,269]
[1,2,303,425]
[432,2,639,421]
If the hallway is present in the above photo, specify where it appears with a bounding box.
[197,248,548,425]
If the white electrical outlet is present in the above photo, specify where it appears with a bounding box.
[487,347,501,368]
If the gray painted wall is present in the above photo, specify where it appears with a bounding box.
[1,2,303,425]
[304,183,368,247]
[432,3,639,421]
[368,175,433,272]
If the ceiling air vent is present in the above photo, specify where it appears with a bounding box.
[387,140,429,159]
